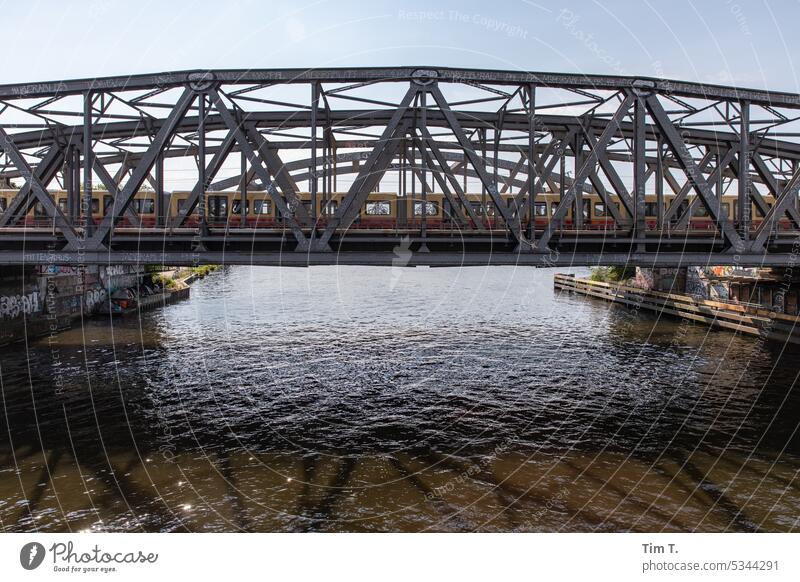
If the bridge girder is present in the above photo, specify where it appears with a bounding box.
[1,67,800,265]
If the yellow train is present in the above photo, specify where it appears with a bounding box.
[0,189,788,230]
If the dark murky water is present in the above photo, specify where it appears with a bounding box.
[1,266,798,532]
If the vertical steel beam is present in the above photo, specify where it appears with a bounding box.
[420,89,428,245]
[155,153,164,227]
[633,97,647,249]
[83,91,94,236]
[574,131,583,229]
[240,150,247,227]
[311,81,319,224]
[528,84,536,241]
[480,128,487,217]
[738,101,750,239]
[400,138,407,226]
[656,137,664,231]
[197,92,207,233]
[66,145,76,223]
[72,146,81,224]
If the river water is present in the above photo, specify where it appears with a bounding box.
[1,266,798,532]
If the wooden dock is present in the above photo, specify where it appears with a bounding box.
[554,273,800,345]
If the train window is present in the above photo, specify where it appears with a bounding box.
[231,200,249,214]
[693,204,709,217]
[322,200,338,215]
[134,199,155,214]
[645,202,659,217]
[753,203,767,218]
[0,198,6,212]
[551,203,559,216]
[34,202,46,217]
[594,202,605,217]
[414,201,438,216]
[91,199,100,213]
[597,202,621,217]
[721,202,730,217]
[470,201,494,216]
[579,200,590,220]
[302,201,313,214]
[58,198,68,212]
[103,195,113,212]
[253,200,271,214]
[365,201,391,215]
[535,202,548,216]
[208,196,228,217]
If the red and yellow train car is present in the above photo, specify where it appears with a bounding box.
[0,188,795,233]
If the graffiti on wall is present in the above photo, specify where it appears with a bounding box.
[686,267,736,300]
[83,286,107,312]
[0,291,41,319]
[36,265,81,275]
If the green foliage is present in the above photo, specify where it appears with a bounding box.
[189,265,221,278]
[589,266,635,283]
[151,272,177,289]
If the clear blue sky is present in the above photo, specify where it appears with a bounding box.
[3,0,798,93]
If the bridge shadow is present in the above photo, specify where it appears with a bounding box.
[1,331,799,532]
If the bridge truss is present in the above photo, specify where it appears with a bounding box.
[1,67,800,266]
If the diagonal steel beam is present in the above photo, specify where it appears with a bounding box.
[511,130,579,218]
[536,93,634,252]
[750,153,800,226]
[207,87,311,249]
[171,128,238,227]
[428,84,524,245]
[585,157,627,226]
[88,87,196,248]
[751,165,800,251]
[0,142,68,227]
[662,150,714,223]
[411,134,469,227]
[318,85,419,247]
[646,94,743,250]
[92,157,140,227]
[0,128,80,247]
[246,125,311,225]
[418,126,485,228]
[582,126,634,216]
[672,147,737,230]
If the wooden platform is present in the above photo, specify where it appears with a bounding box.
[554,273,800,345]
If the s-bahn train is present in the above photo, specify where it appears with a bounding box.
[0,188,792,231]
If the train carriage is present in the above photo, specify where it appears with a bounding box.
[2,187,799,233]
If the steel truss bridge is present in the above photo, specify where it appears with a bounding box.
[2,67,800,267]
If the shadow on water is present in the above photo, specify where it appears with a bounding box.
[1,266,799,532]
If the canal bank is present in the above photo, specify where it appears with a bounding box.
[0,264,208,347]
[555,271,800,345]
